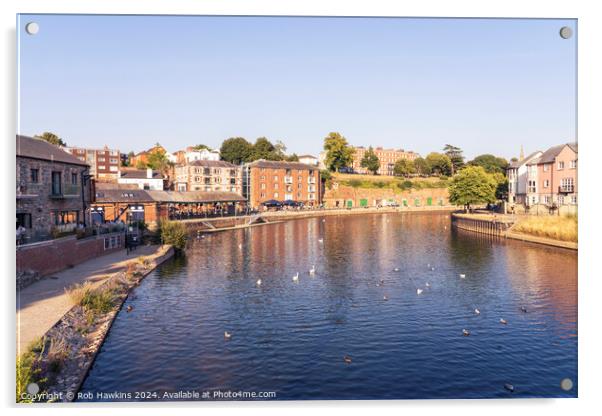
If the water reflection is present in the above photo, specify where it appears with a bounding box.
[80,212,577,400]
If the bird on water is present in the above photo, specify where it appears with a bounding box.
[292,272,299,282]
[224,331,232,340]
[343,355,352,364]
[462,329,470,336]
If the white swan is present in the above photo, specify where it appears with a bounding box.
[309,266,316,275]
[224,331,232,339]
[425,282,431,288]
[292,272,299,282]
[416,288,423,295]
[393,267,400,272]
[474,308,480,315]
[256,279,262,286]
[500,318,508,325]
[462,329,470,336]
[459,274,466,278]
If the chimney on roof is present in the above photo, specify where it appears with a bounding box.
[147,167,153,179]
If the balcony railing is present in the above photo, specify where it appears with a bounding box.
[558,185,574,194]
[50,184,81,199]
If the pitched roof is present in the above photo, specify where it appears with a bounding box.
[508,151,542,168]
[245,159,319,170]
[298,154,317,159]
[16,135,89,166]
[188,160,238,168]
[119,169,163,179]
[94,188,156,203]
[537,142,578,164]
[146,190,246,203]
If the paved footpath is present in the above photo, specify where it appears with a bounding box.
[16,245,164,355]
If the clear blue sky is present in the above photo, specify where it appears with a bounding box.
[17,15,576,160]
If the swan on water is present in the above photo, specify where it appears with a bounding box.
[256,279,262,286]
[224,331,232,340]
[309,266,316,275]
[500,318,508,325]
[459,274,466,278]
[474,308,480,315]
[292,272,299,282]
[462,329,470,336]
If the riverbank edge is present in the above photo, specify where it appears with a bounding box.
[451,213,578,250]
[21,245,174,403]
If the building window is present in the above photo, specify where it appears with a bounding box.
[273,175,279,181]
[543,179,549,188]
[560,177,574,192]
[71,172,78,185]
[51,172,62,196]
[544,196,552,204]
[527,180,536,193]
[558,196,565,205]
[274,183,279,189]
[30,168,39,183]
[571,195,577,204]
[261,183,266,189]
[570,160,577,169]
[260,192,266,198]
[274,192,279,198]
[16,213,32,229]
[558,161,564,170]
[543,164,549,172]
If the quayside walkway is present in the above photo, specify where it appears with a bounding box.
[16,245,165,355]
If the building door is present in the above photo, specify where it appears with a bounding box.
[51,171,62,195]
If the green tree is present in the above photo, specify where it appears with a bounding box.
[249,137,276,161]
[323,132,355,172]
[413,157,431,176]
[192,144,212,151]
[393,158,416,177]
[36,132,66,147]
[146,149,170,172]
[468,154,509,175]
[220,137,253,164]
[360,146,380,175]
[159,220,188,251]
[443,144,465,175]
[448,165,497,211]
[426,152,452,176]
[320,169,333,189]
[492,171,509,200]
[286,153,299,162]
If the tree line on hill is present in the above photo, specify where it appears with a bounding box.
[321,131,510,208]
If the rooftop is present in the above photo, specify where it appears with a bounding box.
[187,160,238,168]
[17,135,89,166]
[119,168,163,179]
[245,159,319,170]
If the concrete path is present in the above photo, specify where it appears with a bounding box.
[16,245,163,355]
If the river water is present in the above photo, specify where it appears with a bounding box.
[79,212,577,401]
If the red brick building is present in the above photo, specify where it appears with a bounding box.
[243,160,321,209]
[66,145,120,181]
[352,146,419,175]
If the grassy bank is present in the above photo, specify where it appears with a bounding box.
[511,215,578,243]
[335,173,448,192]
